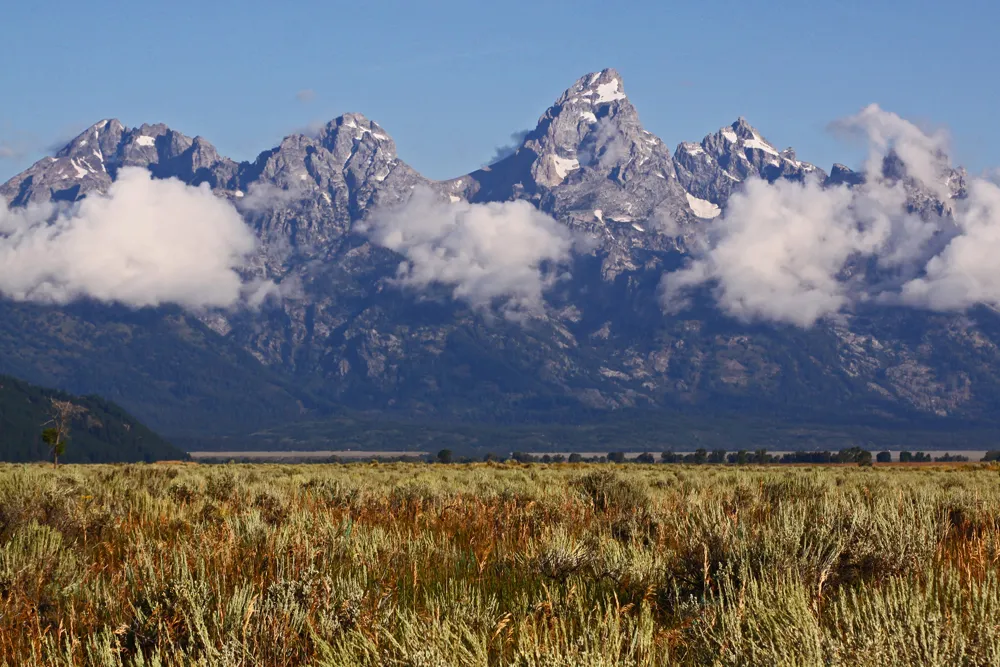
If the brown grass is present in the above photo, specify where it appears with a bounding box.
[0,462,998,665]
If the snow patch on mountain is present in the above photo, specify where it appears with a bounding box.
[744,138,778,156]
[595,79,626,104]
[552,155,580,180]
[686,192,721,218]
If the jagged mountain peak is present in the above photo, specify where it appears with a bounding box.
[872,148,968,217]
[253,113,405,190]
[730,116,762,140]
[443,68,693,250]
[54,119,202,164]
[529,68,642,162]
[544,68,636,142]
[238,111,424,255]
[119,124,194,165]
[878,146,965,187]
[317,112,389,136]
[50,118,236,170]
[713,117,779,154]
[828,162,864,186]
[673,116,824,205]
[475,68,672,188]
[333,112,384,129]
[1,118,241,206]
[2,119,126,205]
[316,113,398,159]
[55,119,126,160]
[554,68,628,108]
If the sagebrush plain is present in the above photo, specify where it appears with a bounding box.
[1,462,999,665]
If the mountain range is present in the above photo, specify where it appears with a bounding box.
[2,68,997,453]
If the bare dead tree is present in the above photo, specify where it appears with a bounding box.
[42,399,86,466]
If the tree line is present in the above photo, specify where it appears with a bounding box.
[434,447,988,465]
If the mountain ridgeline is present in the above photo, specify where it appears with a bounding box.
[0,374,185,462]
[1,68,996,451]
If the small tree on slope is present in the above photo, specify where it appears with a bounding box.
[41,399,85,466]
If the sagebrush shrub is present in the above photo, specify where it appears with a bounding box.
[0,462,997,666]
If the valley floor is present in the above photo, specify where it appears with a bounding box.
[1,462,998,665]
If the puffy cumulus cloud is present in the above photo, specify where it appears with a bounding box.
[363,187,580,318]
[0,167,268,309]
[899,178,1000,310]
[832,104,952,199]
[662,179,869,327]
[662,105,1000,327]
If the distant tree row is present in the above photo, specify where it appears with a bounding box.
[498,448,881,465]
[434,447,985,465]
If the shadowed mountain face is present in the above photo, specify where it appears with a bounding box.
[0,372,186,462]
[0,68,995,445]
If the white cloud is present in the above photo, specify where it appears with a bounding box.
[662,104,1000,327]
[579,118,629,169]
[236,181,302,212]
[363,187,579,317]
[0,145,19,160]
[899,178,1000,310]
[296,89,316,104]
[242,274,301,309]
[662,178,877,327]
[650,206,682,237]
[0,168,267,309]
[831,104,952,199]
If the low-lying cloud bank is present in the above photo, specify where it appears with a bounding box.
[363,187,581,318]
[0,168,268,309]
[661,104,1000,327]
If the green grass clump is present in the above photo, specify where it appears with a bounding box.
[1,462,999,665]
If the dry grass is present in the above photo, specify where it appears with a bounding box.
[1,461,999,665]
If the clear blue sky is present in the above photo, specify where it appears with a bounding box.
[2,0,998,182]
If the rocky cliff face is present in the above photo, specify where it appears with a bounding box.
[0,119,242,206]
[3,68,999,436]
[673,117,824,206]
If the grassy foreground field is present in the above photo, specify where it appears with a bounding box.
[2,463,1000,665]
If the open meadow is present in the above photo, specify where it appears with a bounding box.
[2,462,1000,665]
